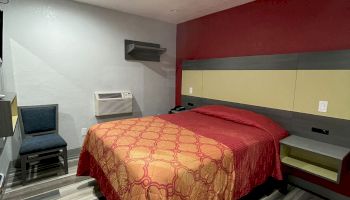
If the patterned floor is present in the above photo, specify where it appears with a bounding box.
[1,149,324,200]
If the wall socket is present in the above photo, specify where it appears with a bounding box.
[81,128,88,136]
[318,101,328,113]
[189,87,193,94]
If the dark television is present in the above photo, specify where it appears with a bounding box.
[0,10,4,63]
[0,10,2,62]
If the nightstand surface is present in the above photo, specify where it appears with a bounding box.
[280,135,350,160]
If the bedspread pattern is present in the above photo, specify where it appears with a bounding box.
[78,116,235,200]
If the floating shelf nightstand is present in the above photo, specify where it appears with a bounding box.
[0,92,18,137]
[280,135,350,183]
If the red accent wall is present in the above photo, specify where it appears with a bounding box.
[176,0,350,196]
[176,0,350,105]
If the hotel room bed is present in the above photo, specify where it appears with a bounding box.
[77,105,288,200]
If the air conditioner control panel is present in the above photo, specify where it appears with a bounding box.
[122,91,132,98]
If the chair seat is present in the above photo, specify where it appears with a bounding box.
[19,134,67,155]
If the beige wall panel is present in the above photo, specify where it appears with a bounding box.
[181,70,203,97]
[202,70,296,111]
[294,70,350,120]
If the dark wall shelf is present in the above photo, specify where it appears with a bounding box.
[125,40,166,62]
[0,92,18,137]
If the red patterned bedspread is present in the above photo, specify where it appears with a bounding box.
[77,105,288,199]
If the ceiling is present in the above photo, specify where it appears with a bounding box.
[74,0,255,24]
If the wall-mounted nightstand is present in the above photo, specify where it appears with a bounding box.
[0,92,18,137]
[280,135,350,184]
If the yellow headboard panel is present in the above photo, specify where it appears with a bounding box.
[181,70,203,97]
[202,70,297,111]
[182,69,350,120]
[294,70,350,119]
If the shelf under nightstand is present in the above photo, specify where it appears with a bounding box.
[280,135,350,183]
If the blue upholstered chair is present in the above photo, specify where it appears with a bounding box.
[18,104,68,184]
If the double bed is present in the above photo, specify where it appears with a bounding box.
[77,105,288,199]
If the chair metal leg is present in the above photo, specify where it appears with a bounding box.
[21,155,27,185]
[63,148,68,174]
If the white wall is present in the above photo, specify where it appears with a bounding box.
[0,0,176,150]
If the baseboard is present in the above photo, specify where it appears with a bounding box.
[288,175,350,200]
[67,147,81,158]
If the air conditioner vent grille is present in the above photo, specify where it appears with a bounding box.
[98,93,122,99]
[94,91,132,116]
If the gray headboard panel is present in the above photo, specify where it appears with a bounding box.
[182,95,350,148]
[183,49,350,70]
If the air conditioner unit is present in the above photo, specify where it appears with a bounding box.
[94,91,132,117]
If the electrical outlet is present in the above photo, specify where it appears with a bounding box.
[318,101,328,113]
[189,87,193,94]
[81,128,88,136]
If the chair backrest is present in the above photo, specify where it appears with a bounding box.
[19,104,58,135]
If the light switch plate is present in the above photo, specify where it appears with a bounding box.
[318,101,328,112]
[189,87,193,94]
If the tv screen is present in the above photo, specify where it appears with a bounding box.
[0,10,2,62]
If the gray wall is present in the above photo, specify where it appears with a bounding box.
[1,0,176,148]
[0,0,176,176]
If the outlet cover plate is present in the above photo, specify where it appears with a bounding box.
[81,128,88,136]
[318,101,328,113]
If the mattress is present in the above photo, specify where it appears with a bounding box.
[77,105,288,199]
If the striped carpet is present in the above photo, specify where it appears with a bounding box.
[1,149,325,200]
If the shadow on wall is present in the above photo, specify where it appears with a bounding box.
[59,112,80,147]
[7,125,22,161]
[9,38,88,149]
[125,45,176,76]
[141,53,176,115]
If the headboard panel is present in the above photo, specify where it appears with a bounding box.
[181,49,350,148]
[182,96,350,148]
[202,70,296,111]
